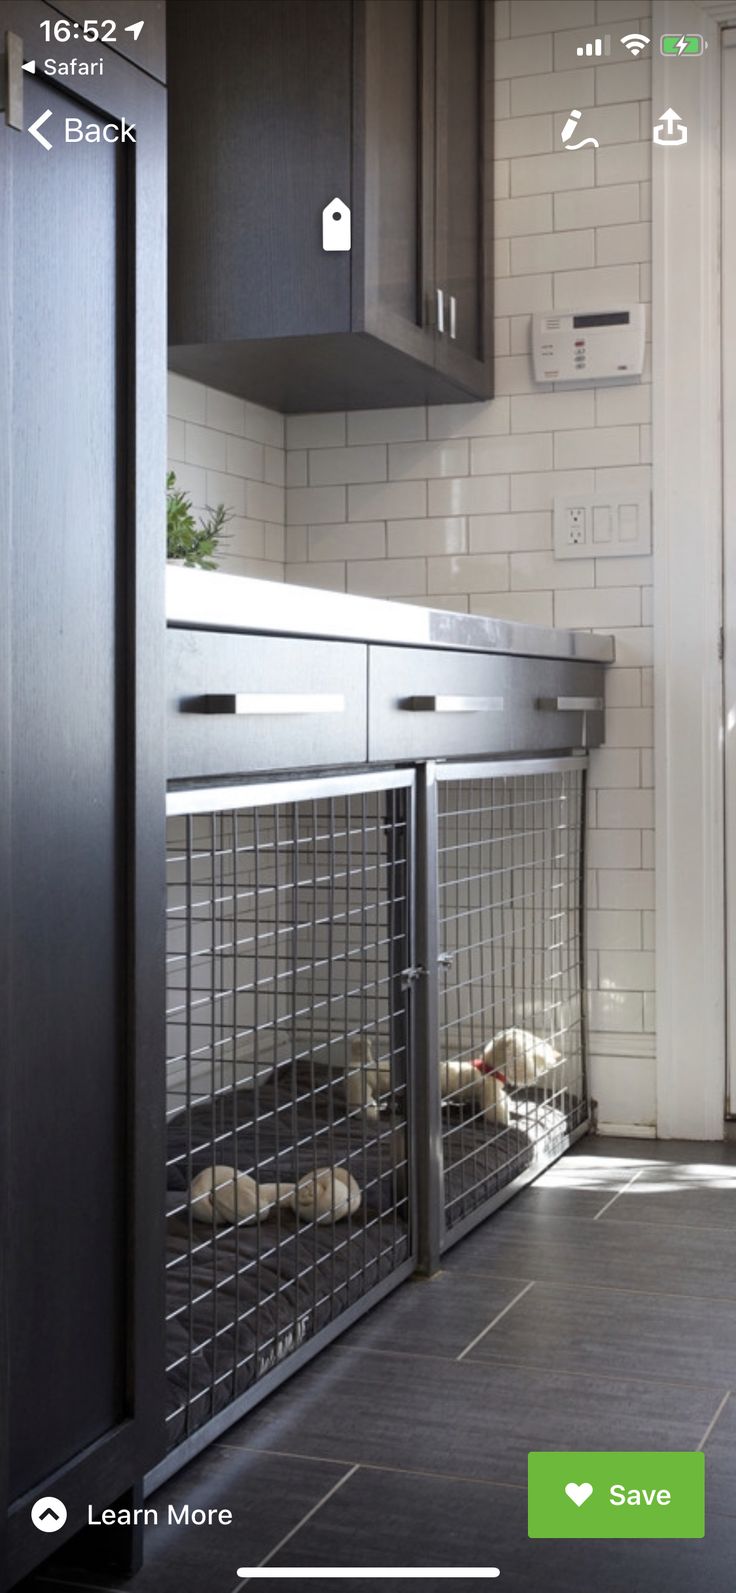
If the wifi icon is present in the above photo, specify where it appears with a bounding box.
[621,32,651,56]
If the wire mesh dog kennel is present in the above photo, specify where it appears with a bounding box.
[434,758,586,1246]
[163,771,415,1464]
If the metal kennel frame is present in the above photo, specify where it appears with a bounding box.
[415,756,589,1267]
[152,768,417,1489]
[151,751,590,1489]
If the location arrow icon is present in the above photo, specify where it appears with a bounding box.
[124,20,145,39]
[21,59,36,74]
[28,109,53,150]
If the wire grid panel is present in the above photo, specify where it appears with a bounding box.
[437,764,586,1234]
[164,779,412,1449]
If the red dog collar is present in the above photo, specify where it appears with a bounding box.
[472,1057,507,1086]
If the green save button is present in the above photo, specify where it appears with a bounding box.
[528,1452,704,1539]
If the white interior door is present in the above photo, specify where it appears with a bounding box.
[723,27,736,1115]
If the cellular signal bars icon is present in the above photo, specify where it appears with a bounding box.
[576,35,611,56]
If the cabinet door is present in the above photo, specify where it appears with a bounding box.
[355,0,437,375]
[0,4,166,1584]
[433,0,493,396]
[169,0,353,349]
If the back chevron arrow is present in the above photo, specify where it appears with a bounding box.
[28,109,53,149]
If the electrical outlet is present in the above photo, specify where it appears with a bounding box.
[554,490,651,560]
[567,507,586,545]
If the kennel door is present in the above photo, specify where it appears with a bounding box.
[163,770,416,1463]
[434,759,587,1246]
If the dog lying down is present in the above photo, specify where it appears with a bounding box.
[190,1164,362,1227]
[440,1028,563,1126]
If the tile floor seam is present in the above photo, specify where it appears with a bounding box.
[331,1341,733,1395]
[456,1281,536,1361]
[697,1389,733,1451]
[217,1443,529,1494]
[450,1351,735,1395]
[594,1167,647,1221]
[493,1209,736,1236]
[26,1581,120,1593]
[452,1267,736,1304]
[231,1463,359,1591]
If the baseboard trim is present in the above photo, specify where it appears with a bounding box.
[595,1122,657,1139]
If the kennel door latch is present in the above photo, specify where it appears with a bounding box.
[401,964,427,990]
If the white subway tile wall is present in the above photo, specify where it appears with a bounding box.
[282,1,655,1130]
[168,373,286,582]
[168,2,655,1131]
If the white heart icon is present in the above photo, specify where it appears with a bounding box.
[565,1482,594,1507]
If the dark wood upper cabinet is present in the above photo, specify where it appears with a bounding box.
[168,0,493,411]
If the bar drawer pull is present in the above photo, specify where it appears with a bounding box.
[196,693,345,715]
[401,695,504,713]
[436,287,445,334]
[537,696,603,712]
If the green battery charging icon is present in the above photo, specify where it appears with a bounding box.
[660,33,706,55]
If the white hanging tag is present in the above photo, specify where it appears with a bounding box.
[322,196,351,252]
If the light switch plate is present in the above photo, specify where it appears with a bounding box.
[553,489,651,560]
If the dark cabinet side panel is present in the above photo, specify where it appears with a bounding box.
[7,73,126,1501]
[1,10,167,1580]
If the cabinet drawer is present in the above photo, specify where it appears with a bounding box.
[167,630,368,779]
[368,646,605,761]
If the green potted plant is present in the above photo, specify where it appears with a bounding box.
[166,470,232,570]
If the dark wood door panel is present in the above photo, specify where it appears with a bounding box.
[7,74,125,1499]
[0,3,166,1583]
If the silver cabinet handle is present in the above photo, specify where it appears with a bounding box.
[537,697,603,712]
[1,32,24,130]
[402,695,504,713]
[449,295,457,340]
[436,287,445,334]
[196,693,345,715]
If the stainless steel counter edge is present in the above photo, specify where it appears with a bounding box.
[166,566,615,664]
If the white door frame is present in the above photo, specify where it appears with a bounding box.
[652,0,736,1137]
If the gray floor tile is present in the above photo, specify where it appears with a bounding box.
[599,1161,736,1229]
[21,1449,349,1593]
[466,1279,736,1390]
[226,1349,719,1485]
[704,1392,736,1518]
[446,1208,736,1299]
[503,1148,655,1220]
[570,1135,736,1167]
[267,1463,734,1593]
[338,1270,531,1359]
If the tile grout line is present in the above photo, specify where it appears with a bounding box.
[326,1340,730,1396]
[453,1267,736,1305]
[231,1463,359,1591]
[591,1166,645,1220]
[455,1282,535,1361]
[219,1442,529,1494]
[697,1389,733,1452]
